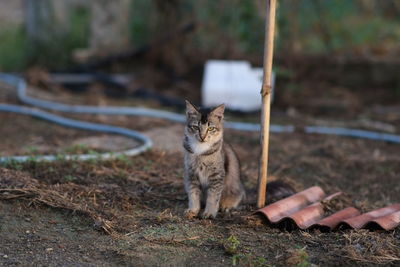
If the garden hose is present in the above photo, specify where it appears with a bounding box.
[0,73,399,163]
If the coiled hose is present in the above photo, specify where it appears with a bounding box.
[0,73,399,163]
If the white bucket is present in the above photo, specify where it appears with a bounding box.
[202,60,274,111]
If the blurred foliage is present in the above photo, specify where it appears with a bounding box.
[1,0,400,71]
[27,5,90,69]
[130,1,157,47]
[278,0,400,55]
[0,26,28,71]
[129,0,400,58]
[0,6,89,71]
[130,0,266,56]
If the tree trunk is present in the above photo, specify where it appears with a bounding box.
[25,0,71,41]
[25,0,55,44]
[89,0,131,55]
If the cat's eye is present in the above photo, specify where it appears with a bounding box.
[190,125,199,130]
[208,127,216,131]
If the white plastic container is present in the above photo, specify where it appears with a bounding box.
[202,60,274,111]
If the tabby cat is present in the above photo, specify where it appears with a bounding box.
[183,100,294,219]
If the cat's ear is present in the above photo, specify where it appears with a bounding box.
[211,104,225,121]
[185,100,199,117]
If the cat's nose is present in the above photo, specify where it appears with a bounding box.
[199,134,206,142]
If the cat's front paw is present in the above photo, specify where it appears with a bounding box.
[201,210,217,219]
[184,209,199,219]
[221,208,233,218]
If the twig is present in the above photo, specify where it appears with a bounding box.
[143,235,200,244]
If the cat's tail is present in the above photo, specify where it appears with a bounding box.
[244,181,296,206]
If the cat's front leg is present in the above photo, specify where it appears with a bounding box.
[202,175,224,219]
[184,174,201,218]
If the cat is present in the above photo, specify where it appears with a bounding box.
[183,100,295,219]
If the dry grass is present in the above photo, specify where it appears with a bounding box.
[1,139,399,266]
[342,230,400,265]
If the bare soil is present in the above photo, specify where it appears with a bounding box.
[0,83,399,266]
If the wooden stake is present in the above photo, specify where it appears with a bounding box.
[257,0,277,208]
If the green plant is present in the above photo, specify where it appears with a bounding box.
[64,174,77,182]
[25,146,39,155]
[224,235,241,255]
[231,253,272,267]
[287,247,311,267]
[116,154,132,165]
[64,144,90,154]
[1,159,23,170]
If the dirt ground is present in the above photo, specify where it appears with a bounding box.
[0,82,400,266]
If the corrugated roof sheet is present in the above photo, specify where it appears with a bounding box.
[256,186,400,231]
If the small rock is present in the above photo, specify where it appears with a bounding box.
[25,230,30,234]
[45,248,53,252]
[3,255,8,259]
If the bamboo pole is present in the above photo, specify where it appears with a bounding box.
[257,0,277,208]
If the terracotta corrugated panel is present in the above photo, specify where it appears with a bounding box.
[339,204,400,230]
[256,186,400,231]
[365,210,400,230]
